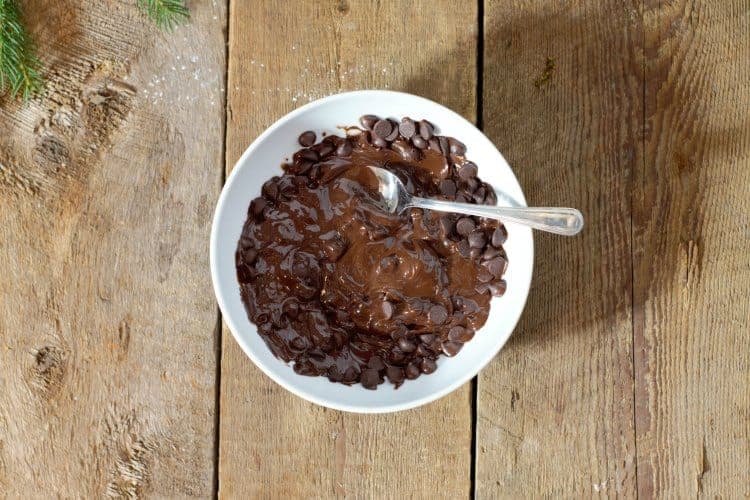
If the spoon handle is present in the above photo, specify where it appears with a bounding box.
[409,198,584,236]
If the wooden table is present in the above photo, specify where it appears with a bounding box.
[1,1,748,497]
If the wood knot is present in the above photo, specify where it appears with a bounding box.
[29,345,67,399]
[337,0,350,14]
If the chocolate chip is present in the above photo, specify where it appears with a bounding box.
[367,356,386,371]
[419,333,436,344]
[439,179,457,197]
[262,179,279,200]
[359,114,379,130]
[416,344,434,357]
[473,186,486,204]
[466,177,479,193]
[283,299,300,319]
[373,119,393,140]
[456,217,476,237]
[475,283,490,295]
[482,246,502,260]
[491,225,508,247]
[372,136,388,148]
[299,148,319,161]
[457,239,471,258]
[419,120,434,140]
[477,268,494,283]
[428,138,440,152]
[391,140,418,161]
[428,304,448,324]
[412,135,427,149]
[398,117,416,138]
[442,341,463,357]
[342,366,358,383]
[470,247,483,258]
[336,140,353,157]
[317,142,335,158]
[438,136,450,156]
[468,229,487,248]
[405,362,421,379]
[448,326,474,342]
[484,187,497,205]
[249,196,267,217]
[448,138,466,155]
[484,256,507,278]
[298,131,316,147]
[454,193,468,203]
[439,216,455,236]
[385,120,400,141]
[386,366,405,385]
[489,279,507,296]
[398,338,416,353]
[420,358,437,374]
[381,300,394,320]
[323,236,347,262]
[458,161,478,181]
[327,365,343,382]
[290,335,308,351]
[361,369,379,389]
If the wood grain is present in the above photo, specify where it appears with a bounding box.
[220,1,477,497]
[0,0,226,496]
[635,1,750,496]
[476,1,641,496]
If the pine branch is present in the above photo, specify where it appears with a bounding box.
[0,0,43,101]
[138,0,190,31]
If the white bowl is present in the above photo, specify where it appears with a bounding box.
[211,90,533,413]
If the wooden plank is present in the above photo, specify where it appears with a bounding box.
[634,1,750,496]
[220,1,476,497]
[476,1,641,496]
[0,1,226,496]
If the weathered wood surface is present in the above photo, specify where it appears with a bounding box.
[635,1,750,496]
[220,1,477,497]
[0,0,226,497]
[477,0,640,496]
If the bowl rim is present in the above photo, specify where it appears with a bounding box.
[210,89,533,413]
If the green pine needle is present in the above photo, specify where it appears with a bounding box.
[138,0,190,31]
[0,0,43,101]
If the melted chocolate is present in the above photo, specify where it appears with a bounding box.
[236,117,508,389]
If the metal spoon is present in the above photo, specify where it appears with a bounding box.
[367,166,584,236]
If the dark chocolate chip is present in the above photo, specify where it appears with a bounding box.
[367,356,386,371]
[262,179,279,200]
[418,120,434,140]
[428,304,448,324]
[381,300,394,320]
[372,136,388,148]
[405,362,421,379]
[485,188,497,205]
[283,299,300,319]
[457,239,471,258]
[491,225,508,247]
[420,358,437,374]
[438,136,450,156]
[290,336,308,351]
[249,196,267,217]
[419,333,436,345]
[343,366,358,383]
[385,120,400,141]
[473,186,486,204]
[373,119,393,140]
[442,341,463,357]
[359,114,379,130]
[412,135,427,149]
[484,256,508,278]
[477,268,494,283]
[361,369,379,389]
[456,217,476,237]
[317,143,335,158]
[336,140,353,157]
[470,247,483,258]
[416,344,434,357]
[298,130,316,147]
[439,179,457,197]
[468,229,487,248]
[391,140,419,161]
[448,326,474,342]
[482,246,502,260]
[386,366,405,385]
[458,161,478,180]
[398,338,416,353]
[428,138,440,152]
[439,216,455,236]
[323,236,347,262]
[448,138,466,155]
[466,177,479,193]
[299,148,319,161]
[399,117,416,139]
[475,282,490,295]
[489,279,507,296]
